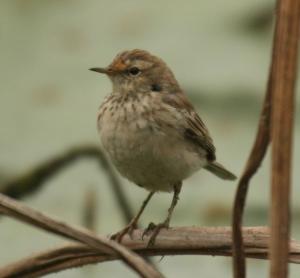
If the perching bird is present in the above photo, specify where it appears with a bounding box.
[90,49,236,245]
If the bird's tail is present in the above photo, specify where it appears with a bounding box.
[204,161,237,180]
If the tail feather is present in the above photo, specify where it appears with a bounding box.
[204,161,237,180]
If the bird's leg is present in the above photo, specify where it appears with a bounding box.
[111,191,155,242]
[144,182,182,246]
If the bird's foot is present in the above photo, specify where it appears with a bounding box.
[110,221,138,242]
[142,221,169,246]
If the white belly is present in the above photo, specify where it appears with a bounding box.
[98,96,206,192]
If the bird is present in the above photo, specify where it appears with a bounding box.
[90,49,236,245]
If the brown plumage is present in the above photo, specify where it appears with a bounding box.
[90,49,236,245]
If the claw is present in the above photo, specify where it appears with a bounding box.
[148,222,169,246]
[110,222,137,242]
[142,222,169,246]
[142,222,156,240]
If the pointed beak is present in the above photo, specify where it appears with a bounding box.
[89,67,111,74]
[90,60,127,75]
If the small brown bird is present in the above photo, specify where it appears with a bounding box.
[90,49,236,245]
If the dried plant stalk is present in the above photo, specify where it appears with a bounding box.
[269,0,300,277]
[0,193,162,278]
[1,227,300,278]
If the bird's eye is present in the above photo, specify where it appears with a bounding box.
[128,67,140,76]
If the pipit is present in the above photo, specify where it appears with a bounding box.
[90,49,236,245]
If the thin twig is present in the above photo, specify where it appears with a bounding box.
[231,53,273,277]
[95,147,134,223]
[0,145,134,224]
[231,3,283,277]
[1,227,299,278]
[0,193,162,278]
[269,0,300,277]
[82,187,97,231]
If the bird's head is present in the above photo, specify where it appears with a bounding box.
[90,49,179,94]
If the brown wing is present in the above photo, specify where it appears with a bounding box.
[162,92,216,161]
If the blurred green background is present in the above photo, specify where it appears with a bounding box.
[0,0,299,277]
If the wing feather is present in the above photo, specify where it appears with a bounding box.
[162,92,216,161]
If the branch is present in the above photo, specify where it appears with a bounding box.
[0,193,162,278]
[231,4,280,277]
[0,145,134,224]
[82,187,98,231]
[1,227,300,278]
[269,0,300,277]
[232,51,272,277]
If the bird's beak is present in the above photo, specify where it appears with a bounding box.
[90,60,127,75]
[89,67,111,75]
